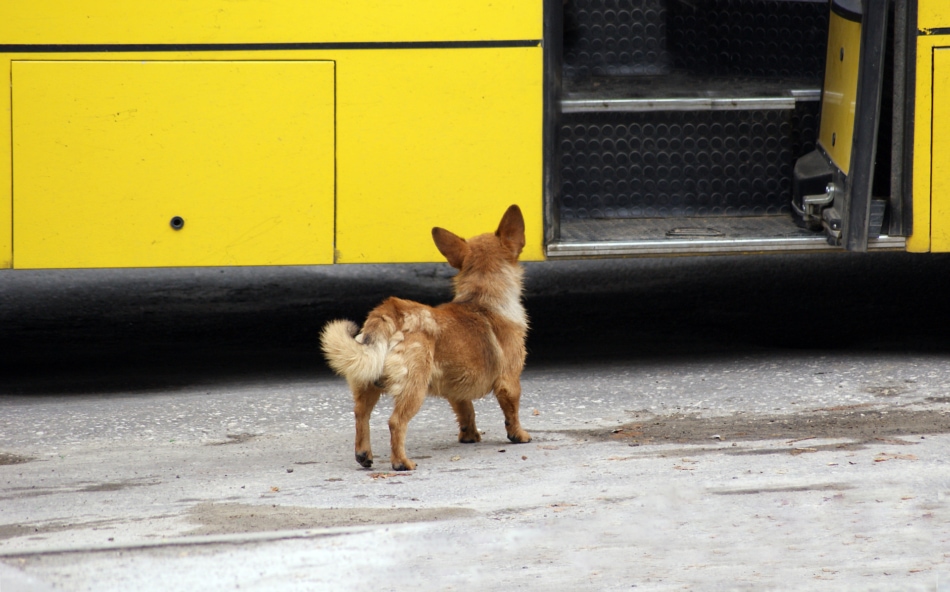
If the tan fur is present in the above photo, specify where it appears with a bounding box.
[320,205,530,471]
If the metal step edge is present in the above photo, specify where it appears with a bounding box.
[546,235,906,258]
[561,90,821,113]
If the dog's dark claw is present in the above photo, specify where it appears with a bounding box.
[391,458,416,471]
[507,433,532,444]
[355,452,373,468]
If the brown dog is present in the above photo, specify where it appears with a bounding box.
[320,205,530,471]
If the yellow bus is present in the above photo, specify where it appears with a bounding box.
[0,0,944,268]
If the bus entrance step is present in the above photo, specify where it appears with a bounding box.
[557,102,820,221]
[563,0,828,80]
[560,74,821,113]
[546,217,907,258]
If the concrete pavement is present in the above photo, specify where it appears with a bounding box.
[3,256,950,590]
[2,359,949,591]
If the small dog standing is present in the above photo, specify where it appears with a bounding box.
[320,205,531,471]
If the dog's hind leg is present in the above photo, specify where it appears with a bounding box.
[494,377,532,444]
[388,385,426,471]
[386,341,432,471]
[449,399,481,443]
[352,383,382,468]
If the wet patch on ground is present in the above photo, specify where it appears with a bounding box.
[205,433,258,446]
[0,517,139,541]
[865,385,914,398]
[0,453,33,466]
[709,483,854,496]
[0,487,60,502]
[78,480,161,493]
[0,478,160,501]
[185,502,477,536]
[591,406,950,446]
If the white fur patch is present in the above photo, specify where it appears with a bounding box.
[496,278,527,326]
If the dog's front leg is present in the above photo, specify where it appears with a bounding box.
[352,384,382,468]
[494,377,531,444]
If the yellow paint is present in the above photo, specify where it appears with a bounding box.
[333,48,544,263]
[919,0,950,258]
[0,0,543,267]
[0,93,9,265]
[12,60,336,268]
[1,45,543,268]
[817,11,861,176]
[929,48,950,252]
[919,0,950,30]
[0,1,544,269]
[0,1,541,45]
[907,37,940,253]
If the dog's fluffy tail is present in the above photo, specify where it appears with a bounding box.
[320,319,388,385]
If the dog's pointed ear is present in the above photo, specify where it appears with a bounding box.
[432,227,469,269]
[495,204,525,256]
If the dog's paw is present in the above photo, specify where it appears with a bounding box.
[391,459,416,471]
[458,428,482,444]
[507,431,532,444]
[355,451,374,468]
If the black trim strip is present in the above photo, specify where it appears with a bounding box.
[542,0,562,247]
[0,40,541,53]
[901,0,918,237]
[920,27,950,36]
[842,0,888,252]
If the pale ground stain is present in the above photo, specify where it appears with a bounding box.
[185,502,477,537]
[594,406,950,446]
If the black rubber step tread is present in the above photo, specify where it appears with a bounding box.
[558,104,820,219]
[564,0,828,79]
[668,0,828,78]
[564,0,671,77]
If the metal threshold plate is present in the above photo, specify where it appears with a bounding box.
[561,74,822,113]
[547,216,906,257]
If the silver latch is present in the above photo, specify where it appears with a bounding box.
[802,183,836,207]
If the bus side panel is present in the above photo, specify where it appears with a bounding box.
[1,46,543,268]
[929,48,950,251]
[334,48,544,264]
[908,35,936,253]
[919,2,950,33]
[0,1,541,46]
[1,1,544,269]
[11,60,336,268]
[912,0,950,252]
[0,84,9,267]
